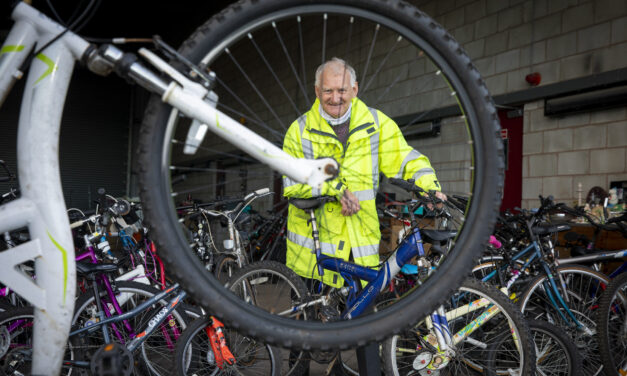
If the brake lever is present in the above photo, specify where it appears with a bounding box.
[152,35,216,89]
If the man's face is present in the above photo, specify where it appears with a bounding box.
[315,67,358,118]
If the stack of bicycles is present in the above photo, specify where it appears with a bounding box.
[472,194,627,376]
[0,173,279,375]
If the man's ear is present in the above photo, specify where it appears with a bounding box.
[314,86,321,100]
[353,81,359,97]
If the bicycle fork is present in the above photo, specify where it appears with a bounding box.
[419,298,520,372]
[204,316,236,369]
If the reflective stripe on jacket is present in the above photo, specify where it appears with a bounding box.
[283,98,440,287]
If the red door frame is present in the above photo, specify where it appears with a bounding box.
[498,109,523,212]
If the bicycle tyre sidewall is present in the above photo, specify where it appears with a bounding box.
[138,0,503,349]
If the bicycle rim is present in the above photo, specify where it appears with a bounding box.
[139,0,503,349]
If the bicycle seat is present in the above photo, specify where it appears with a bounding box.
[76,262,119,277]
[421,229,457,243]
[289,196,335,210]
[531,223,571,236]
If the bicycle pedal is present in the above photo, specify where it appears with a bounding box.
[90,343,134,376]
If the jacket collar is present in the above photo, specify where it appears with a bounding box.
[306,98,378,142]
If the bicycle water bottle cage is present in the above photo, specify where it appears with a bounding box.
[289,196,336,210]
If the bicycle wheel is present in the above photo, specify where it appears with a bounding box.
[519,265,610,376]
[526,319,582,376]
[175,315,280,375]
[225,261,313,374]
[214,254,240,285]
[0,307,81,375]
[381,278,534,376]
[0,307,35,375]
[71,281,189,376]
[595,271,627,376]
[138,0,503,349]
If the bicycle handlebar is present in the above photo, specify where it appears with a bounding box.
[388,178,444,208]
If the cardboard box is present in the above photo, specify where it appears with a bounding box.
[379,218,411,254]
[379,217,436,256]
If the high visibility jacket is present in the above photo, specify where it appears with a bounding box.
[283,98,441,287]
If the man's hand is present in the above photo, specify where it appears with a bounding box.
[427,191,447,210]
[434,191,447,202]
[340,189,361,216]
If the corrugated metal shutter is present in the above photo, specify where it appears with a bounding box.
[0,68,131,211]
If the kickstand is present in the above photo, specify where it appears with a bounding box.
[356,343,381,375]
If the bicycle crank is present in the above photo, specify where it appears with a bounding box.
[90,343,134,376]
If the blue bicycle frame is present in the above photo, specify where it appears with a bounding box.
[480,240,585,328]
[314,224,427,319]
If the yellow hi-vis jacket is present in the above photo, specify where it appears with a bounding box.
[282,98,441,287]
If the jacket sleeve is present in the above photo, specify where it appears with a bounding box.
[377,111,441,192]
[282,122,346,199]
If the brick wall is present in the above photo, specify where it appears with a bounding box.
[409,0,627,208]
[412,0,627,92]
[522,100,627,208]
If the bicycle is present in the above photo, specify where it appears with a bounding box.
[468,219,583,376]
[472,196,611,375]
[1,0,503,371]
[554,204,627,278]
[225,179,534,375]
[174,314,281,375]
[178,188,272,283]
[246,203,289,264]
[380,278,535,376]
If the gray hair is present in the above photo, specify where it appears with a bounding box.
[314,57,357,88]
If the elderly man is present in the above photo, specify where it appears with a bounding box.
[283,57,445,287]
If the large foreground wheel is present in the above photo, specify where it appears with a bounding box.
[138,0,503,349]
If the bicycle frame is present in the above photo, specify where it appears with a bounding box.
[65,284,186,369]
[558,248,627,278]
[481,240,588,329]
[0,3,336,373]
[313,226,426,319]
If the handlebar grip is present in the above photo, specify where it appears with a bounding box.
[388,178,424,194]
[244,187,272,201]
[255,188,270,195]
[70,220,85,229]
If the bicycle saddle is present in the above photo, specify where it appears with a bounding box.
[531,223,571,236]
[289,196,335,210]
[421,229,457,243]
[76,262,119,277]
